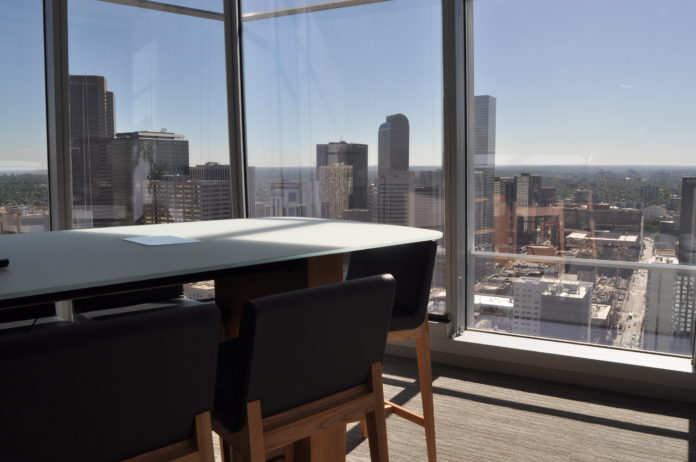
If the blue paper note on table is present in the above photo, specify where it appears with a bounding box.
[123,236,200,246]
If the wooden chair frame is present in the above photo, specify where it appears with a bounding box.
[214,362,389,462]
[123,411,215,462]
[360,319,436,461]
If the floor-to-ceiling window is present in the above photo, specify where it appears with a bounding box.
[241,0,446,312]
[0,1,50,234]
[463,0,696,357]
[68,0,231,233]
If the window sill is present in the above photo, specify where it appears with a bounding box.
[454,330,693,373]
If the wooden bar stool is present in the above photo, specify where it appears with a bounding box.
[213,275,396,462]
[347,240,438,462]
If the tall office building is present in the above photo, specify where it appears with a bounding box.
[473,95,496,253]
[410,169,444,231]
[377,114,409,176]
[515,173,542,234]
[111,131,190,224]
[410,185,443,231]
[494,176,517,253]
[644,254,695,355]
[144,177,232,223]
[473,96,496,282]
[69,75,116,214]
[679,177,696,265]
[318,165,353,219]
[374,114,411,226]
[316,142,368,210]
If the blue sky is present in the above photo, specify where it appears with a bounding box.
[475,0,696,166]
[1,0,695,170]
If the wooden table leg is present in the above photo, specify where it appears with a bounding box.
[215,254,344,339]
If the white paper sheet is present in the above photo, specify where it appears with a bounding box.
[123,235,200,246]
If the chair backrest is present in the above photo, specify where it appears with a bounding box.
[215,275,394,431]
[0,303,220,462]
[72,284,185,313]
[347,240,437,321]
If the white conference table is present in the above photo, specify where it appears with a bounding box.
[0,217,442,460]
[0,217,441,308]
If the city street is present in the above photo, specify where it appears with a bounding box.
[613,237,653,349]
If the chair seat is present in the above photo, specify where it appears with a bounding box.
[389,306,424,332]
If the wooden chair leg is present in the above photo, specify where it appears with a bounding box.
[219,435,233,462]
[245,401,267,462]
[415,321,437,462]
[365,362,390,462]
[194,412,215,462]
[359,417,369,439]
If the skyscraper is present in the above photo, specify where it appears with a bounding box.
[374,113,412,226]
[69,75,116,214]
[678,177,696,265]
[316,141,368,210]
[473,95,496,254]
[111,131,190,224]
[144,177,232,224]
[515,173,542,235]
[644,254,695,355]
[473,95,496,282]
[318,164,353,219]
[494,176,516,253]
[377,114,409,177]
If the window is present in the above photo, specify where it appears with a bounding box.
[68,0,231,229]
[0,1,49,234]
[241,0,445,311]
[464,0,696,357]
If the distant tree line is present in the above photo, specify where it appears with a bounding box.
[0,173,49,208]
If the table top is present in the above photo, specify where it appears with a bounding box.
[0,217,441,305]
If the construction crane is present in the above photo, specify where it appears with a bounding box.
[600,168,611,205]
[587,190,598,259]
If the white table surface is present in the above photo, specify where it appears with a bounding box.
[0,217,442,304]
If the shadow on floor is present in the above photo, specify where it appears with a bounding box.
[347,354,696,460]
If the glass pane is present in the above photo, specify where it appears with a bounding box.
[0,1,50,234]
[242,0,445,311]
[68,0,230,229]
[466,0,696,356]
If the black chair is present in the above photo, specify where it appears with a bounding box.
[347,240,438,462]
[213,274,395,462]
[73,284,204,321]
[0,303,220,461]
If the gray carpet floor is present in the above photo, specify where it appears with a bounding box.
[346,355,696,462]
